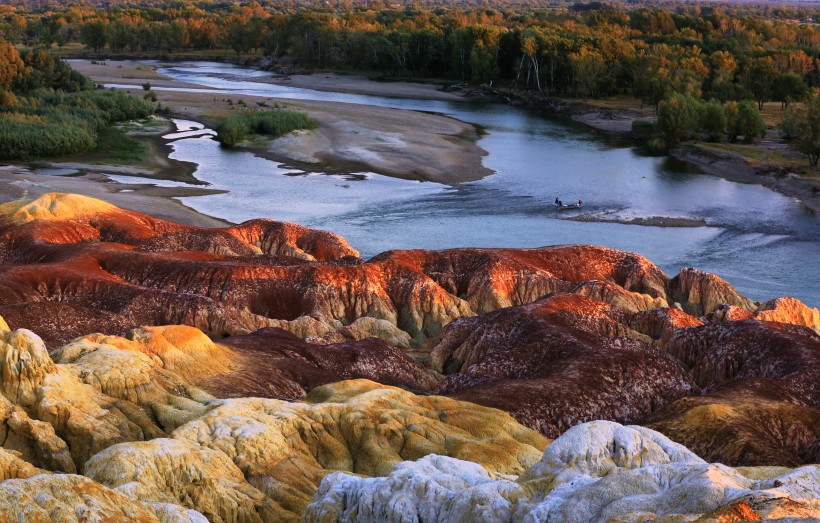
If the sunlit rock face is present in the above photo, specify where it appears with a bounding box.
[0,193,680,351]
[0,312,546,521]
[0,473,207,522]
[304,420,820,523]
[0,193,818,521]
[1,193,815,353]
[669,267,757,316]
[755,297,820,334]
[84,379,548,521]
[0,322,218,474]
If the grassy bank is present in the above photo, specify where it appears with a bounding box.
[0,90,156,161]
[91,126,148,163]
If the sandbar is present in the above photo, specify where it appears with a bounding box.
[0,165,228,227]
[70,60,492,184]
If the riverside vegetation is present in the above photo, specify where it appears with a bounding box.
[216,108,316,147]
[0,40,317,160]
[3,0,820,168]
[0,42,155,160]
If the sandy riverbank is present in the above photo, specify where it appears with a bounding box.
[70,60,491,184]
[256,72,466,102]
[0,165,229,227]
[671,144,820,215]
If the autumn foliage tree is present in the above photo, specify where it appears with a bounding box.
[0,39,24,91]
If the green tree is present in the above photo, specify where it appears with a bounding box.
[781,89,820,167]
[570,47,611,99]
[699,99,727,142]
[726,100,766,143]
[708,50,738,102]
[657,92,700,146]
[469,46,498,85]
[80,21,108,53]
[771,73,807,110]
[742,57,776,110]
[227,19,253,55]
[107,21,131,53]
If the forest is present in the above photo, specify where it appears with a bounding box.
[2,1,819,98]
[1,0,820,160]
[0,42,156,159]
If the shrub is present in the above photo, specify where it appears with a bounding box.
[781,88,820,167]
[216,109,316,147]
[657,92,700,146]
[647,137,668,154]
[0,90,18,107]
[699,99,726,142]
[726,100,766,143]
[0,91,155,159]
[630,119,655,140]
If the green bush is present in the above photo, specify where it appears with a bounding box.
[0,51,154,160]
[0,114,96,160]
[781,88,820,167]
[630,119,655,140]
[657,92,700,146]
[0,91,155,160]
[647,137,668,154]
[699,99,727,142]
[216,109,316,147]
[726,100,766,143]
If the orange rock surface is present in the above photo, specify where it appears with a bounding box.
[0,193,818,470]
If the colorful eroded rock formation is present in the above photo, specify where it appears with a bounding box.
[0,193,817,521]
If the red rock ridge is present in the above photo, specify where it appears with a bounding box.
[0,194,818,468]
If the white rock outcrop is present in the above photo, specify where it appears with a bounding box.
[304,420,820,523]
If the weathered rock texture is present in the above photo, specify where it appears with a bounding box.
[86,379,548,521]
[0,194,818,466]
[304,420,820,523]
[0,312,545,522]
[212,327,438,399]
[0,473,208,522]
[432,294,699,436]
[428,292,820,467]
[0,193,690,351]
[0,322,216,474]
[0,193,818,521]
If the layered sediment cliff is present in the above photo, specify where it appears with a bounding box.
[0,193,817,521]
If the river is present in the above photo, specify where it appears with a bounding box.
[111,62,819,306]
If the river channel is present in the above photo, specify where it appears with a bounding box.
[111,62,819,305]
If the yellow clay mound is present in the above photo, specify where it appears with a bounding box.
[0,193,117,225]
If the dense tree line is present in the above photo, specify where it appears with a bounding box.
[781,88,820,166]
[0,39,154,159]
[2,1,819,104]
[2,1,819,163]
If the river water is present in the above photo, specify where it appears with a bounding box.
[113,62,819,306]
